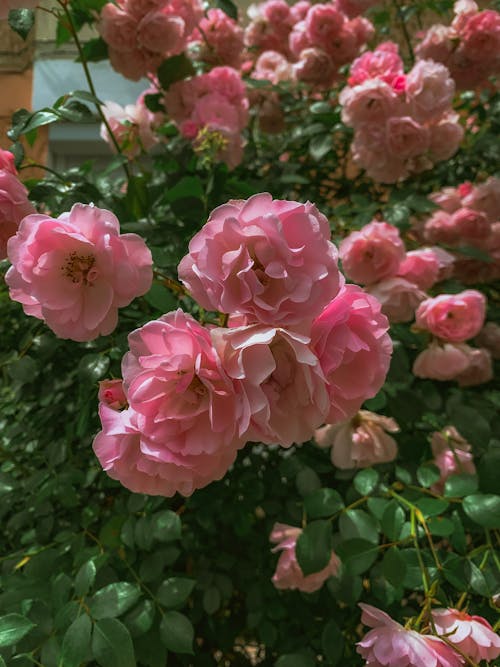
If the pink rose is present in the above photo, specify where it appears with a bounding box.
[189,8,244,68]
[396,249,440,290]
[305,4,345,51]
[450,207,491,241]
[357,604,465,667]
[340,221,405,285]
[252,50,293,85]
[463,177,500,222]
[424,210,459,244]
[261,0,292,25]
[415,24,455,65]
[293,48,337,89]
[339,79,401,127]
[456,346,493,387]
[316,410,399,469]
[386,116,430,159]
[413,341,471,381]
[476,322,500,359]
[351,124,406,184]
[367,277,426,323]
[311,285,392,423]
[430,186,465,213]
[6,204,152,341]
[432,608,500,664]
[462,10,500,61]
[270,523,340,593]
[415,290,486,342]
[290,1,310,23]
[137,10,185,55]
[405,59,455,122]
[212,324,329,447]
[0,148,16,175]
[108,46,149,82]
[99,3,137,52]
[100,98,158,158]
[429,114,464,161]
[337,0,379,18]
[178,194,341,328]
[430,426,476,492]
[98,379,128,410]
[348,42,404,87]
[0,170,35,260]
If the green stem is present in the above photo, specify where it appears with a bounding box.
[392,0,415,65]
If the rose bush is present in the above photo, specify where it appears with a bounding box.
[0,0,499,666]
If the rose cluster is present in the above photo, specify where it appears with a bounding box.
[423,178,500,284]
[416,0,500,90]
[339,42,463,182]
[245,0,375,90]
[6,204,153,342]
[98,0,203,81]
[93,194,392,497]
[188,8,244,69]
[0,148,34,260]
[164,66,249,168]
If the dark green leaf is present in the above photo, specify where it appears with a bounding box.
[59,614,92,667]
[203,586,221,615]
[159,611,194,654]
[216,0,238,20]
[144,283,178,312]
[415,498,449,518]
[156,578,195,609]
[275,653,315,667]
[8,8,34,40]
[463,494,500,529]
[321,619,344,665]
[339,510,379,544]
[74,560,97,597]
[353,469,379,496]
[309,134,333,161]
[89,583,141,620]
[79,37,109,62]
[335,539,379,575]
[0,613,35,647]
[296,467,321,497]
[382,547,407,587]
[444,474,479,498]
[157,54,195,90]
[92,618,136,667]
[381,502,405,541]
[123,600,155,638]
[295,520,333,576]
[78,353,110,383]
[304,488,344,519]
[152,510,181,542]
[416,464,441,488]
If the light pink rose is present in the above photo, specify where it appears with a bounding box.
[261,0,292,25]
[288,20,310,59]
[95,309,247,496]
[316,410,399,469]
[357,604,465,667]
[367,277,426,323]
[339,79,401,127]
[337,0,379,18]
[432,608,500,664]
[0,148,16,175]
[212,324,330,447]
[430,425,476,492]
[415,290,486,342]
[386,116,430,159]
[192,93,240,134]
[476,322,500,359]
[456,346,493,387]
[137,9,185,55]
[462,10,500,61]
[351,123,406,183]
[311,284,392,423]
[405,59,455,122]
[348,42,404,87]
[293,48,337,89]
[189,8,244,68]
[178,194,341,328]
[270,523,340,593]
[396,249,441,290]
[413,341,471,381]
[340,221,405,285]
[430,186,465,213]
[98,379,128,410]
[99,3,137,52]
[424,210,459,244]
[0,169,35,260]
[429,114,464,161]
[450,207,491,242]
[252,50,293,85]
[305,4,345,51]
[6,204,152,342]
[289,0,310,23]
[100,98,158,158]
[463,177,500,222]
[415,24,455,66]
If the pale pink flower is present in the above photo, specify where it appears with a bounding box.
[0,170,35,260]
[178,194,340,328]
[0,0,38,19]
[189,8,244,68]
[461,10,500,61]
[98,4,138,53]
[367,277,426,323]
[212,325,329,447]
[432,608,500,663]
[456,346,493,387]
[6,204,152,341]
[396,249,441,290]
[290,0,310,23]
[428,114,464,161]
[100,98,158,158]
[340,221,405,285]
[415,290,486,342]
[348,42,405,88]
[430,186,466,214]
[293,48,337,89]
[351,124,406,183]
[415,24,455,66]
[405,59,455,123]
[270,523,340,593]
[386,116,430,159]
[339,79,401,127]
[357,604,465,667]
[98,379,128,411]
[316,410,398,469]
[311,285,392,423]
[305,4,344,51]
[424,210,459,245]
[476,322,500,359]
[137,10,185,54]
[463,177,500,223]
[450,207,491,242]
[108,46,149,82]
[252,50,293,84]
[0,148,16,175]
[431,426,476,492]
[413,341,471,381]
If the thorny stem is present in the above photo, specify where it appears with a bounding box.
[56,0,130,181]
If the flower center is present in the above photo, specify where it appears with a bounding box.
[61,252,98,286]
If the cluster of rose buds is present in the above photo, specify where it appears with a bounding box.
[357,603,500,667]
[5,204,153,341]
[339,220,454,323]
[98,0,203,81]
[164,66,249,168]
[93,194,392,497]
[429,426,475,494]
[339,42,463,183]
[0,149,34,260]
[423,178,500,284]
[413,289,492,386]
[245,0,375,90]
[416,0,500,90]
[100,90,160,159]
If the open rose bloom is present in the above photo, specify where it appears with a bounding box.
[6,204,153,341]
[432,608,500,663]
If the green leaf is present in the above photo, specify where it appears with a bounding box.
[339,509,379,544]
[159,611,194,654]
[216,0,238,20]
[304,488,344,519]
[335,539,379,575]
[382,547,407,587]
[296,467,321,497]
[79,37,109,62]
[415,498,449,518]
[144,283,178,312]
[444,474,478,498]
[156,578,195,609]
[381,502,405,541]
[59,614,92,667]
[427,516,455,536]
[416,464,441,488]
[467,561,492,597]
[152,510,181,542]
[165,176,204,203]
[157,54,195,90]
[275,653,315,667]
[0,613,35,647]
[8,9,34,40]
[353,469,379,496]
[321,619,344,665]
[92,618,136,667]
[463,494,500,529]
[75,560,97,597]
[123,600,155,638]
[448,405,491,447]
[78,353,110,383]
[89,583,141,620]
[203,586,221,615]
[309,134,333,161]
[295,520,333,576]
